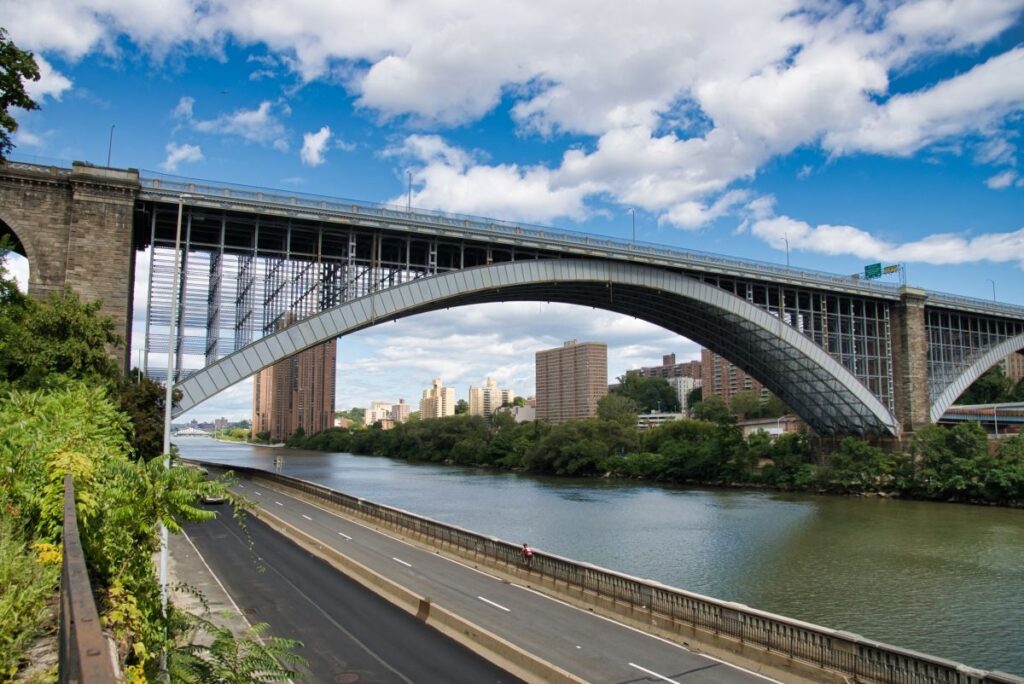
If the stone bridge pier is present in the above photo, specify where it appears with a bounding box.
[0,162,139,369]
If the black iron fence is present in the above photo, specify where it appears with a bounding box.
[59,474,117,683]
[207,461,1021,684]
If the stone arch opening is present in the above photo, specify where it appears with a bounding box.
[0,215,30,293]
[173,260,899,436]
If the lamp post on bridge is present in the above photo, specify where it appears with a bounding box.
[160,193,188,672]
[986,279,996,302]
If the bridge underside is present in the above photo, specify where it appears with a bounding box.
[174,260,899,436]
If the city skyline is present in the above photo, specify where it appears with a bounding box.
[3,1,1022,421]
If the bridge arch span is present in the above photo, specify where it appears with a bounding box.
[173,260,900,435]
[929,333,1024,423]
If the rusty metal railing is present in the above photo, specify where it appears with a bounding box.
[59,474,117,683]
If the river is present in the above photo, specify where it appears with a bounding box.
[177,438,1024,675]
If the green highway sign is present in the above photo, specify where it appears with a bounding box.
[864,263,882,279]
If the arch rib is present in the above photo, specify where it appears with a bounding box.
[929,333,1024,423]
[172,260,899,435]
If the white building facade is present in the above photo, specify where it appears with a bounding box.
[420,378,456,419]
[468,377,514,418]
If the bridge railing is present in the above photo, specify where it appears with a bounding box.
[59,474,117,683]
[205,461,1021,684]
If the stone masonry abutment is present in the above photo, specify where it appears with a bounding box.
[0,162,139,370]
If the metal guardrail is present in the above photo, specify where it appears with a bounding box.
[59,474,117,683]
[207,461,1022,684]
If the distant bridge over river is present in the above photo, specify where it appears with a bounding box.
[2,160,1023,437]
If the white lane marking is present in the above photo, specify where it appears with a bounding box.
[392,557,412,567]
[274,501,283,506]
[337,532,352,540]
[477,596,510,612]
[238,484,245,488]
[301,514,312,521]
[628,663,679,684]
[517,585,780,682]
[254,491,262,496]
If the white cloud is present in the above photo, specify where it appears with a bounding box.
[661,190,751,230]
[160,142,203,171]
[986,170,1018,189]
[174,99,290,151]
[974,137,1017,167]
[13,128,44,147]
[172,95,194,120]
[8,1,1024,227]
[823,47,1024,157]
[24,56,72,101]
[750,211,1024,268]
[300,125,332,166]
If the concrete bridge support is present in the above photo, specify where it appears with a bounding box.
[0,162,139,369]
[890,287,930,439]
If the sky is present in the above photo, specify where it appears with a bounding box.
[4,0,1024,422]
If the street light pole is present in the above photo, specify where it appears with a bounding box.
[631,208,636,243]
[783,234,789,268]
[986,279,996,302]
[407,170,412,213]
[160,194,187,671]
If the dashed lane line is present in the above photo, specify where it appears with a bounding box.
[628,663,679,684]
[301,514,312,521]
[477,596,510,612]
[392,557,412,568]
[338,532,352,540]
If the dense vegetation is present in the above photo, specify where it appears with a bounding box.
[0,240,300,681]
[956,364,1024,404]
[287,393,1024,505]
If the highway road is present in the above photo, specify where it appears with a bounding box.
[184,503,524,683]
[222,474,779,684]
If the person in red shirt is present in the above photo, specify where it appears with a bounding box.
[521,543,534,567]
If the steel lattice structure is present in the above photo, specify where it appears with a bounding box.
[135,172,1024,435]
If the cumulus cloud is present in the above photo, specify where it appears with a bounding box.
[823,47,1024,157]
[172,97,289,151]
[7,0,1024,225]
[160,142,203,171]
[24,56,72,101]
[300,125,331,166]
[750,210,1024,268]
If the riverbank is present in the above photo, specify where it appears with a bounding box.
[282,415,1024,507]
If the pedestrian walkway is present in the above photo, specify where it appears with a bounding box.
[167,529,252,639]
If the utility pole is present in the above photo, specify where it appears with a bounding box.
[106,125,115,167]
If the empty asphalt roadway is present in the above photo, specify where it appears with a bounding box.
[208,473,779,684]
[184,504,524,683]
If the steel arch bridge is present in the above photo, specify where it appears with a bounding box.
[171,260,898,434]
[1,161,1022,436]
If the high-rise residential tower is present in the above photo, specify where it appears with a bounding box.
[700,348,765,405]
[252,316,336,442]
[468,377,514,418]
[536,340,607,423]
[420,378,456,419]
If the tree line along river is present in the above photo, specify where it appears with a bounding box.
[178,437,1024,676]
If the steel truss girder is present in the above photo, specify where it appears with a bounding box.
[173,260,900,435]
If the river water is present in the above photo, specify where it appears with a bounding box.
[178,438,1024,675]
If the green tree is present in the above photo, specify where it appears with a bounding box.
[597,393,640,426]
[454,399,469,414]
[957,365,1014,404]
[614,373,681,413]
[0,28,40,161]
[170,619,305,684]
[116,369,173,461]
[512,395,527,407]
[729,390,762,419]
[0,285,121,392]
[690,395,734,424]
[685,386,702,413]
